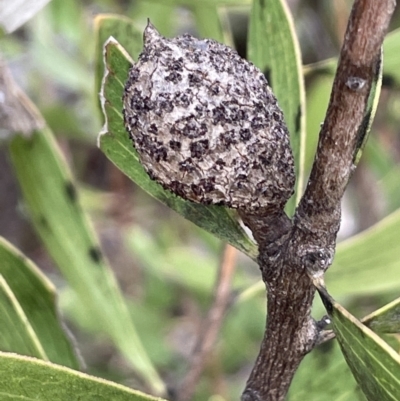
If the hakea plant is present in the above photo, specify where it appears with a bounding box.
[0,1,399,401]
[120,1,395,399]
[122,22,323,400]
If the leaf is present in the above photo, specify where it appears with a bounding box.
[0,352,168,401]
[0,275,47,360]
[0,237,79,368]
[326,208,400,296]
[318,286,400,401]
[94,14,144,106]
[362,297,400,334]
[98,36,258,261]
[247,0,306,212]
[9,126,165,395]
[239,206,400,303]
[288,341,366,401]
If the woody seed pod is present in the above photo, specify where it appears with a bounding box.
[123,22,295,213]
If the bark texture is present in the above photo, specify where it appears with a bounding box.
[240,1,396,400]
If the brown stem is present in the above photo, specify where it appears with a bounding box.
[240,1,396,400]
[241,213,326,401]
[242,259,316,401]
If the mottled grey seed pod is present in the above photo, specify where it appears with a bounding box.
[123,22,295,213]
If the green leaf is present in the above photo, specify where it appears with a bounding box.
[362,297,400,334]
[326,208,400,296]
[0,275,47,360]
[318,286,400,401]
[0,352,168,401]
[288,341,366,401]
[247,0,306,212]
[0,237,79,368]
[94,14,145,105]
[98,36,258,261]
[9,126,165,395]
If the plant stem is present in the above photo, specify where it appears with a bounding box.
[241,210,336,401]
[242,252,316,401]
[240,1,396,400]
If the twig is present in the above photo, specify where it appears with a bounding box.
[241,1,396,400]
[177,244,238,401]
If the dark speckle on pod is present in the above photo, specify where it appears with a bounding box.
[123,22,295,213]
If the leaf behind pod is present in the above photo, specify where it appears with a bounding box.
[248,0,306,213]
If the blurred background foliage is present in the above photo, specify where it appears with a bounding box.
[1,1,400,400]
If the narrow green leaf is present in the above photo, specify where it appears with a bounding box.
[362,298,400,334]
[0,237,78,368]
[318,286,400,401]
[247,0,306,212]
[9,126,165,395]
[0,352,168,401]
[0,275,47,360]
[288,341,366,401]
[94,14,144,102]
[327,208,400,296]
[98,37,258,261]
